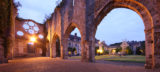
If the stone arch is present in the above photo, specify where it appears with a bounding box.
[50,33,61,58]
[63,23,83,59]
[94,0,154,68]
[64,23,83,39]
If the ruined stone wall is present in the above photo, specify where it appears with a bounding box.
[93,0,160,69]
[0,0,10,63]
[47,0,160,68]
[0,0,16,63]
[14,18,46,57]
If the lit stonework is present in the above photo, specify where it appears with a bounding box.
[0,0,160,69]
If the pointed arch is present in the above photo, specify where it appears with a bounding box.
[64,23,83,39]
[50,33,61,58]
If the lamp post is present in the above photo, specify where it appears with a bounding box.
[97,41,104,55]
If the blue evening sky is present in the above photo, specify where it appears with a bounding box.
[14,0,145,45]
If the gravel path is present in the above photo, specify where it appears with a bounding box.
[0,57,158,72]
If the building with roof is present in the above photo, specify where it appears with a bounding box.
[68,33,81,55]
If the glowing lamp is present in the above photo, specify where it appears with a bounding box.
[99,49,103,54]
[97,49,104,54]
[30,37,36,42]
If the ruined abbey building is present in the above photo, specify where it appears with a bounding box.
[0,0,160,69]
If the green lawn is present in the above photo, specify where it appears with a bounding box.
[104,55,145,63]
[69,55,145,63]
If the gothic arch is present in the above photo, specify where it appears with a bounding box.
[63,23,84,59]
[50,33,61,58]
[94,0,154,68]
[64,23,83,39]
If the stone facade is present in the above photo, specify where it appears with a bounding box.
[0,0,160,69]
[14,17,46,57]
[128,41,142,55]
[68,33,81,55]
[45,0,160,69]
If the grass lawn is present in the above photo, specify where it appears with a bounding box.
[104,55,145,63]
[69,55,145,63]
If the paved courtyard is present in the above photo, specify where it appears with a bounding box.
[0,57,158,72]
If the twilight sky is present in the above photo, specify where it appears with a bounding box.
[14,0,145,45]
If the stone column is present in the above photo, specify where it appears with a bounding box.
[0,38,4,63]
[89,37,95,62]
[6,0,16,60]
[81,36,95,62]
[49,43,53,58]
[144,29,155,69]
[153,26,160,69]
[50,38,56,58]
[81,39,87,62]
[52,41,56,58]
[60,37,68,59]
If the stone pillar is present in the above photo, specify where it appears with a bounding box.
[60,37,68,59]
[52,41,56,58]
[49,35,52,58]
[46,42,50,57]
[0,0,13,63]
[89,37,95,62]
[5,0,16,60]
[81,36,95,62]
[153,26,160,69]
[49,43,53,58]
[0,38,4,63]
[10,0,17,59]
[81,39,87,62]
[50,38,56,58]
[144,29,155,69]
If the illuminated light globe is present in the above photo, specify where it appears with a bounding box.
[39,34,44,39]
[23,21,39,34]
[30,37,36,42]
[17,31,24,36]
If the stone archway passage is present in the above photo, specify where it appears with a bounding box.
[1,0,160,70]
[94,0,156,69]
[64,23,84,60]
[50,34,61,58]
[7,0,157,69]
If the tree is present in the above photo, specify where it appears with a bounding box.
[126,46,133,55]
[140,41,145,55]
[116,47,122,53]
[136,47,142,55]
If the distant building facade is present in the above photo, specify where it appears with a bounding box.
[68,33,81,55]
[106,40,144,55]
[128,41,142,55]
[68,33,105,56]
